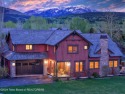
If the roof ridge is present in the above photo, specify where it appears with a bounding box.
[44,30,57,44]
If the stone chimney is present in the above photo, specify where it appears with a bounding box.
[99,35,109,77]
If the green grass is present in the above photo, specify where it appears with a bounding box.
[1,76,125,94]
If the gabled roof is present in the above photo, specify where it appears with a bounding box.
[6,29,123,58]
[8,30,92,45]
[81,34,123,57]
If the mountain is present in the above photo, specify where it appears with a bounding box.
[25,6,97,17]
[0,7,30,22]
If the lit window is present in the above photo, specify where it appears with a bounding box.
[109,60,118,68]
[90,61,99,69]
[75,62,79,72]
[57,62,70,77]
[80,62,83,72]
[90,62,94,69]
[109,61,113,67]
[68,45,78,53]
[114,61,118,67]
[95,62,99,68]
[75,62,83,72]
[26,45,32,50]
[68,46,72,53]
[84,46,88,49]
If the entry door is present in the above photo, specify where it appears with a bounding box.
[75,61,85,77]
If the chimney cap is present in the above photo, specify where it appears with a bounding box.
[100,35,107,39]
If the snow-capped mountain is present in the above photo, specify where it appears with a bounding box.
[25,6,97,17]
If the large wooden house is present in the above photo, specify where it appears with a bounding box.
[2,29,123,78]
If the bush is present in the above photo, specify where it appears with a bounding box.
[0,67,8,78]
[92,72,99,78]
[52,76,60,82]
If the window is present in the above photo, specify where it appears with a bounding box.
[68,45,78,53]
[109,60,118,68]
[84,46,88,49]
[26,45,32,50]
[89,61,99,69]
[57,62,70,77]
[75,62,84,72]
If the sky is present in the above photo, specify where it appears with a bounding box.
[1,0,125,12]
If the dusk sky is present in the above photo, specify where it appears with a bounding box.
[2,0,125,12]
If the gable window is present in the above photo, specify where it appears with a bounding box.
[68,45,78,53]
[84,46,88,50]
[89,61,99,69]
[26,45,32,50]
[75,62,84,72]
[109,60,118,68]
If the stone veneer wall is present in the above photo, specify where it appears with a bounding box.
[10,61,16,77]
[99,35,109,77]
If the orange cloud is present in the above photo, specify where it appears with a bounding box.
[10,0,71,12]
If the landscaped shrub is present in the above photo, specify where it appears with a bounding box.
[0,67,8,78]
[92,72,99,78]
[52,76,60,82]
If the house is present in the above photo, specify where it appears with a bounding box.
[2,29,123,78]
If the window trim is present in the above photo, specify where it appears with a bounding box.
[12,45,15,51]
[25,44,33,50]
[109,60,118,68]
[75,61,84,72]
[89,61,99,69]
[67,45,78,54]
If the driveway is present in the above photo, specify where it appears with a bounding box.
[0,76,53,87]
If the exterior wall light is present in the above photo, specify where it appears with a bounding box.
[44,59,48,64]
[12,62,15,66]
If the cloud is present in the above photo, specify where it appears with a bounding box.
[6,0,125,12]
[97,0,110,5]
[9,0,71,12]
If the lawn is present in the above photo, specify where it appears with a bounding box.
[1,76,125,94]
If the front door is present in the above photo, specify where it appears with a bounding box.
[75,61,85,77]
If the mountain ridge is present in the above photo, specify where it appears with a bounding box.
[25,6,97,17]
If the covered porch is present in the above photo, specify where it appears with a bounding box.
[3,51,48,77]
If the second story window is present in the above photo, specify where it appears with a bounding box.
[26,45,32,50]
[68,45,78,54]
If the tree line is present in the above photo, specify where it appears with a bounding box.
[3,14,125,53]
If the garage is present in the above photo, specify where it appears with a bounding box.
[16,60,43,75]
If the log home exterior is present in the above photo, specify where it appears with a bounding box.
[2,29,123,78]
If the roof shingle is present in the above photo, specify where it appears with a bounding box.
[4,30,123,60]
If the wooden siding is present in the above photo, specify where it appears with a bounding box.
[56,34,89,77]
[15,44,47,52]
[47,46,56,60]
